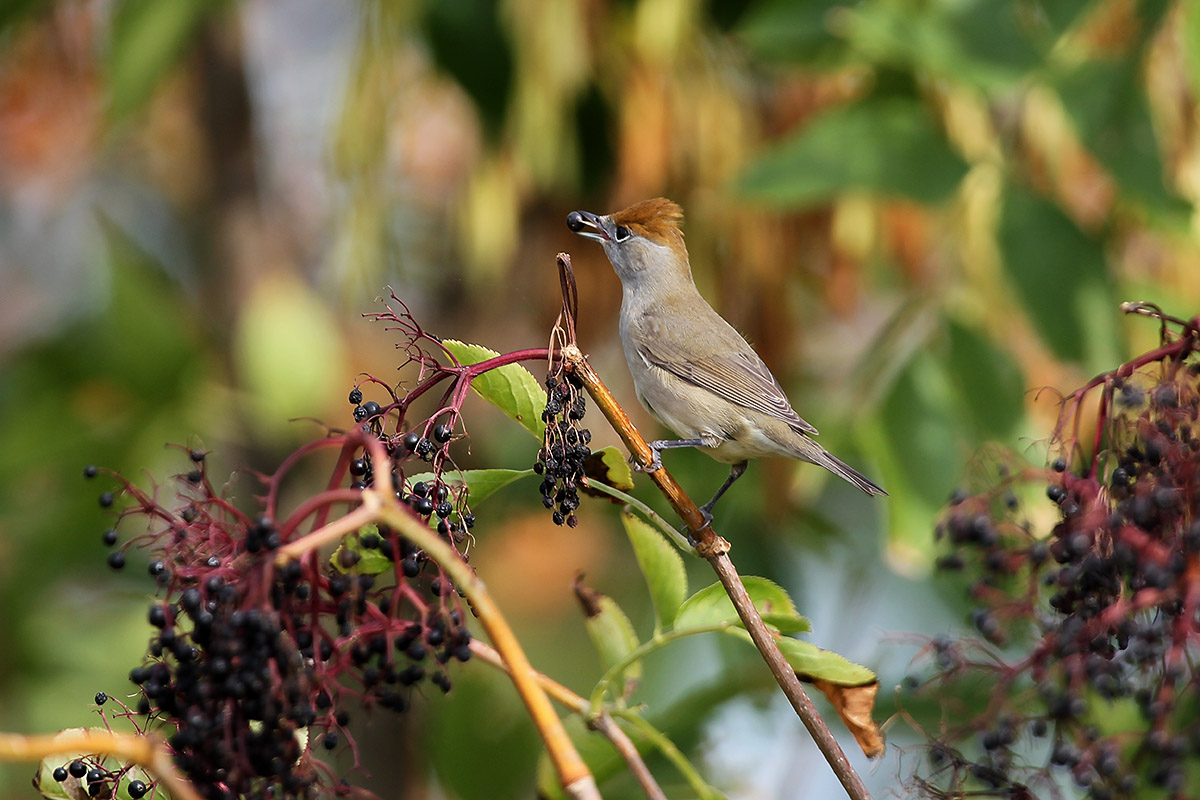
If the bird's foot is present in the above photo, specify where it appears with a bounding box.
[680,506,713,545]
[631,448,663,473]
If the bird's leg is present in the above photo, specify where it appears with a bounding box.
[636,438,709,473]
[696,461,748,527]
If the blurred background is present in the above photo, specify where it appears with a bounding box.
[1,0,1198,797]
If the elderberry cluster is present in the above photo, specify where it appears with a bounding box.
[912,333,1200,800]
[82,383,478,798]
[534,371,592,526]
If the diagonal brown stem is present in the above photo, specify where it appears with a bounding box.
[562,345,873,800]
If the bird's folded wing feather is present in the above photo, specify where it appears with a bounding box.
[634,315,819,436]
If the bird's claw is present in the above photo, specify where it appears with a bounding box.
[630,449,663,473]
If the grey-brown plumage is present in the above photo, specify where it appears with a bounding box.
[567,198,885,519]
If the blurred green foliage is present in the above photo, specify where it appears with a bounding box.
[1,0,1197,798]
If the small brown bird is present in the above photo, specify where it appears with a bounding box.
[567,198,885,523]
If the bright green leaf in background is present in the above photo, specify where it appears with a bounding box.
[738,96,969,208]
[233,273,344,442]
[621,510,687,630]
[441,339,546,440]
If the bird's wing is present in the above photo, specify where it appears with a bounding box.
[634,314,819,436]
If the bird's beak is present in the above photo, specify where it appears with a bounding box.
[566,209,610,242]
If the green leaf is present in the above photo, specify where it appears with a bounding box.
[738,96,969,208]
[441,339,546,439]
[33,758,75,800]
[736,0,852,67]
[621,510,687,629]
[878,350,963,509]
[1055,59,1190,219]
[107,0,216,120]
[329,525,392,576]
[943,319,1024,439]
[675,577,809,634]
[774,637,876,686]
[405,468,535,506]
[840,0,1042,88]
[585,445,634,492]
[32,730,165,800]
[998,186,1116,365]
[580,588,642,698]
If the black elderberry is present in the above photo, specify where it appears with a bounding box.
[403,432,421,451]
[107,551,126,570]
[322,731,339,750]
[98,491,114,507]
[349,458,367,476]
[433,423,452,442]
[68,760,88,779]
[127,779,148,799]
[102,529,118,546]
[94,691,107,705]
[353,405,368,422]
[415,438,435,459]
[83,464,98,478]
[348,387,363,405]
[362,400,382,418]
[52,766,68,782]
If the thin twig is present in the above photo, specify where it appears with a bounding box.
[470,640,668,800]
[563,346,873,800]
[273,435,600,800]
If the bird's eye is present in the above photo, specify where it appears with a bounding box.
[614,225,631,242]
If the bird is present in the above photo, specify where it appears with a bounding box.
[566,198,885,524]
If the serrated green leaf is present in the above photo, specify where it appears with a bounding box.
[405,468,534,506]
[674,577,809,634]
[621,510,687,629]
[441,339,546,439]
[738,96,969,208]
[329,525,392,576]
[775,637,876,686]
[583,593,642,698]
[586,445,634,492]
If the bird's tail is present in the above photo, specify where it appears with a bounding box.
[799,439,887,497]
